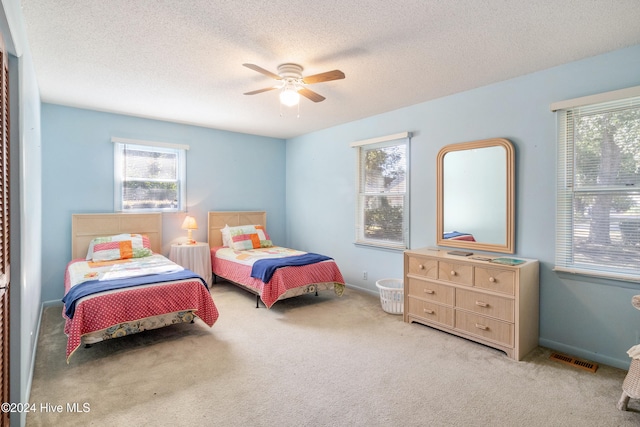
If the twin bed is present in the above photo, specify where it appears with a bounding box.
[63,213,218,361]
[207,211,345,308]
[62,211,345,361]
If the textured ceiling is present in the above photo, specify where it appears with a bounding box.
[20,0,640,139]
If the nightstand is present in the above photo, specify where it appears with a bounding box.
[169,242,212,287]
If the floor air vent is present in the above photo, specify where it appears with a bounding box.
[549,352,598,373]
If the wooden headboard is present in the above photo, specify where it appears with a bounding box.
[207,211,267,247]
[71,213,163,260]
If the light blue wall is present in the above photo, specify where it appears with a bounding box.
[41,105,286,303]
[286,45,640,369]
[39,45,640,370]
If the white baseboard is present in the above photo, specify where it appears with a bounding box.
[42,299,63,307]
[344,283,379,297]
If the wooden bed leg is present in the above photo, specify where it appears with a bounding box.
[256,294,260,308]
[213,274,217,285]
[84,344,92,348]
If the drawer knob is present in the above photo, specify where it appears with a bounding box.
[424,309,434,314]
[475,301,489,308]
[475,323,489,331]
[419,264,425,270]
[423,289,434,294]
[489,276,496,283]
[450,270,456,276]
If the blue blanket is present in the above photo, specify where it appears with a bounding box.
[444,231,471,239]
[251,253,332,283]
[62,269,207,319]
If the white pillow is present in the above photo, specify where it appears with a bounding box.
[221,225,232,247]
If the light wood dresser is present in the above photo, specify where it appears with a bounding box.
[403,248,539,360]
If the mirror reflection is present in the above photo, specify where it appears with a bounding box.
[436,138,514,254]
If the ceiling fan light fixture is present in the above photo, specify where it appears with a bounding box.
[243,62,343,107]
[279,82,300,107]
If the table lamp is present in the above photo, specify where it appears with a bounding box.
[181,215,198,244]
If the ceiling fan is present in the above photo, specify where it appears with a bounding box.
[243,63,345,106]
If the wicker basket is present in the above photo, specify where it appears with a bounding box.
[376,279,404,314]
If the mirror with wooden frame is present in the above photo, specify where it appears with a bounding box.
[436,138,515,254]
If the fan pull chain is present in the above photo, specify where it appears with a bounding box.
[279,102,301,119]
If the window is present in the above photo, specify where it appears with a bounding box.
[113,137,187,212]
[555,90,640,281]
[352,132,410,249]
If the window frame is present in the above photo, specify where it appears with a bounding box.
[113,137,188,213]
[352,132,410,250]
[554,89,640,282]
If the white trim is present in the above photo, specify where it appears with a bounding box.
[24,302,47,426]
[550,85,640,112]
[350,131,411,148]
[553,267,640,283]
[1,0,23,56]
[554,95,640,280]
[354,136,410,250]
[111,136,190,151]
[113,141,186,212]
[353,241,406,251]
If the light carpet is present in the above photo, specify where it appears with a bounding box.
[27,283,640,426]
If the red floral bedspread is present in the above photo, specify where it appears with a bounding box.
[211,247,345,308]
[63,259,218,361]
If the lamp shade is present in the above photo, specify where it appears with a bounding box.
[279,83,300,107]
[181,216,198,244]
[181,216,198,230]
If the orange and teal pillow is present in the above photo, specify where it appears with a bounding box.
[86,233,153,261]
[225,225,273,250]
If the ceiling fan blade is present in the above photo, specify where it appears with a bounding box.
[302,70,345,84]
[298,87,326,103]
[242,63,282,80]
[243,86,278,95]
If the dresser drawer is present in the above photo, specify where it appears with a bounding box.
[456,288,514,322]
[407,277,454,305]
[408,298,454,327]
[455,311,514,347]
[407,256,438,278]
[474,267,515,295]
[438,261,473,286]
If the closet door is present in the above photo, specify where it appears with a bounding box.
[0,34,10,427]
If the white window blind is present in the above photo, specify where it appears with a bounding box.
[353,133,410,249]
[556,93,640,281]
[114,139,187,212]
